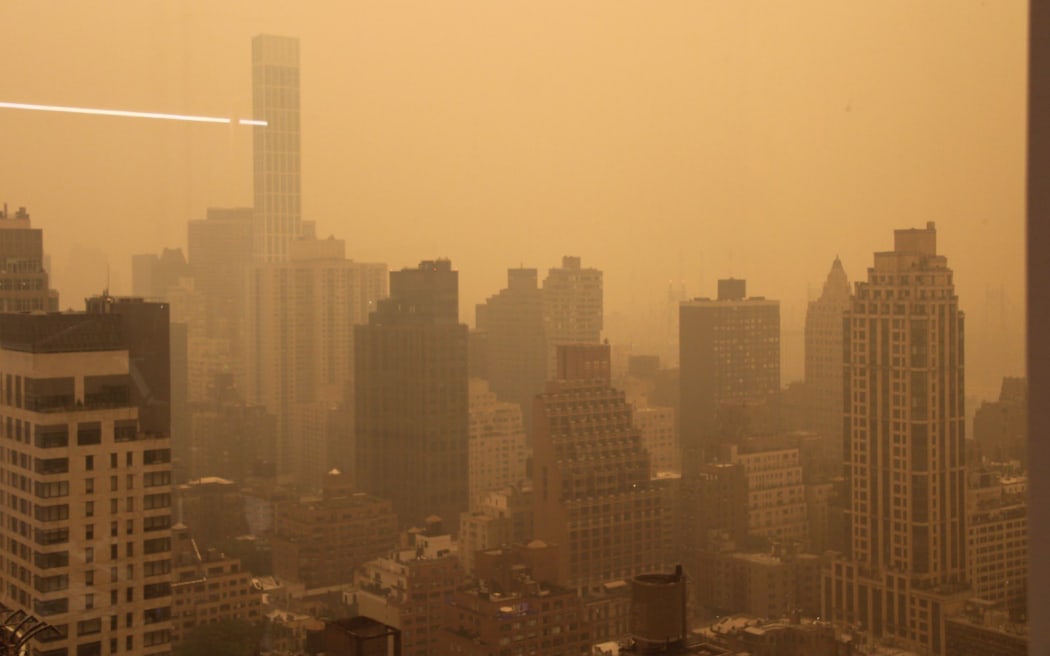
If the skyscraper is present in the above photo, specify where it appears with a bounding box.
[476,268,548,432]
[532,344,665,590]
[252,34,302,263]
[0,312,174,656]
[542,256,603,373]
[822,223,968,655]
[804,257,852,471]
[0,204,58,312]
[354,260,469,527]
[679,278,780,470]
[187,207,254,346]
[245,237,387,484]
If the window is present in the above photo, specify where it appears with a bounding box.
[85,501,94,518]
[34,425,69,449]
[76,618,101,636]
[85,547,93,563]
[85,570,94,586]
[114,419,137,443]
[34,481,69,499]
[85,454,94,471]
[33,573,69,593]
[76,422,101,446]
[126,451,133,466]
[110,476,118,491]
[144,471,171,487]
[110,453,117,468]
[35,527,69,546]
[144,493,170,510]
[34,551,69,569]
[84,478,94,494]
[34,504,69,522]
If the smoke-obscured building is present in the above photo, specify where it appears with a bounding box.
[354,260,468,528]
[0,203,59,312]
[803,257,851,471]
[542,256,603,374]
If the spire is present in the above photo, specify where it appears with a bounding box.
[819,256,851,304]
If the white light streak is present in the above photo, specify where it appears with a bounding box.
[0,101,266,127]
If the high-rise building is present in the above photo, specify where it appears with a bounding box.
[542,256,603,373]
[679,279,780,469]
[187,207,254,346]
[252,34,302,263]
[467,379,528,511]
[476,268,548,428]
[822,223,968,655]
[0,204,58,312]
[533,344,665,590]
[973,377,1028,465]
[131,248,191,301]
[804,257,852,470]
[0,311,174,656]
[246,237,386,484]
[354,260,468,527]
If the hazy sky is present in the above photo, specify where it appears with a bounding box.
[0,1,1026,397]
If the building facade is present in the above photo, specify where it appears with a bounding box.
[542,257,603,374]
[533,344,665,591]
[803,257,851,471]
[252,34,302,263]
[467,379,528,511]
[0,204,58,313]
[0,312,175,656]
[354,260,469,528]
[822,223,968,655]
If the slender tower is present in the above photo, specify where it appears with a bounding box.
[252,34,302,262]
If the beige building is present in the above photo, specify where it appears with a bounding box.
[823,223,969,655]
[542,256,603,373]
[966,474,1027,612]
[0,313,175,656]
[467,379,528,511]
[634,406,679,476]
[245,236,386,486]
[354,521,463,656]
[727,445,808,544]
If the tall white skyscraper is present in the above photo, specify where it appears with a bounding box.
[252,34,302,263]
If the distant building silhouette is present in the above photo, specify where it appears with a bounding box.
[973,377,1028,465]
[542,256,603,374]
[252,34,302,263]
[246,237,386,487]
[354,260,469,527]
[803,257,851,473]
[679,278,780,469]
[823,223,968,655]
[475,267,548,436]
[0,204,59,311]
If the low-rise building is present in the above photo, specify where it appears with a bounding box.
[271,470,398,590]
[170,524,262,645]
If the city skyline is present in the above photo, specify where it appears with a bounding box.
[0,1,1026,399]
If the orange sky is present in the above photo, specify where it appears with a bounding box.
[0,1,1026,398]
